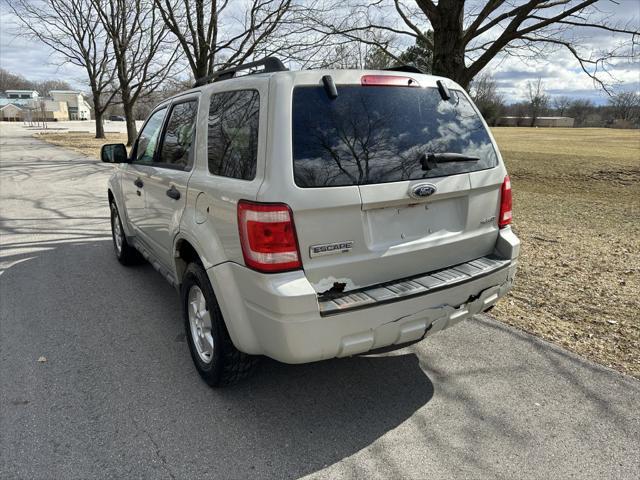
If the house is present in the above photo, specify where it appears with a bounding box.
[49,91,91,120]
[0,103,25,121]
[0,90,91,122]
[5,90,39,100]
[0,90,39,121]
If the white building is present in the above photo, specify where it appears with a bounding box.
[5,90,39,100]
[49,90,91,120]
[0,89,91,122]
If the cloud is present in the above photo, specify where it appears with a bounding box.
[0,5,87,89]
[0,0,637,104]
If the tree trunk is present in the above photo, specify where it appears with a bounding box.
[94,110,105,139]
[194,61,209,83]
[113,46,137,146]
[431,0,468,87]
[91,87,106,139]
[120,85,137,146]
[123,101,137,146]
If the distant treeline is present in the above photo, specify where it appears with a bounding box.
[471,74,640,129]
[0,69,73,96]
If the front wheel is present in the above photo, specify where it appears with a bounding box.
[181,263,257,387]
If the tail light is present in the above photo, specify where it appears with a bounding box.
[361,75,420,87]
[237,200,302,273]
[499,175,512,228]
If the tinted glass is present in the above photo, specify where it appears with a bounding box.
[208,90,259,180]
[158,101,198,169]
[134,107,166,164]
[292,86,498,187]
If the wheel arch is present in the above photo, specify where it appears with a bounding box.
[107,173,135,238]
[174,237,205,283]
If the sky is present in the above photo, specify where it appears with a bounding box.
[0,0,638,105]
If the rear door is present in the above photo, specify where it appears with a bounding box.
[284,74,504,292]
[137,97,198,264]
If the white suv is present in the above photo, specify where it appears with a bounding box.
[102,58,519,386]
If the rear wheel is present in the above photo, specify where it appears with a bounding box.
[181,262,257,387]
[110,201,140,265]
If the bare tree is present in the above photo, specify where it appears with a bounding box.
[470,73,504,125]
[567,98,594,126]
[609,91,640,123]
[37,99,48,129]
[9,0,117,138]
[527,77,549,126]
[365,47,396,69]
[92,0,181,145]
[553,95,572,117]
[154,0,303,81]
[0,68,73,94]
[0,69,33,91]
[317,0,639,90]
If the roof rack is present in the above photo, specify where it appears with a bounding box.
[383,65,424,74]
[193,57,288,87]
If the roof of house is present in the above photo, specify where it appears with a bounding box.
[5,90,39,95]
[0,103,24,111]
[0,98,35,107]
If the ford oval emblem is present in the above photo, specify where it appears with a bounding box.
[409,183,437,199]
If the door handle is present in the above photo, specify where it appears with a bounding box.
[134,178,144,188]
[166,186,181,200]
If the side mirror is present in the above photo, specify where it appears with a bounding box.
[101,143,128,163]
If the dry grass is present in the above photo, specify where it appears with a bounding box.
[491,128,640,378]
[36,132,128,159]
[36,127,640,377]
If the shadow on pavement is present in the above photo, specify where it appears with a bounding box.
[0,240,434,479]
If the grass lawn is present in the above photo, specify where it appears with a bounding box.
[36,127,640,377]
[35,132,129,159]
[491,127,639,378]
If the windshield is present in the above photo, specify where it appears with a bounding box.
[292,85,498,187]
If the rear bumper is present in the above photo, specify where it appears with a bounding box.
[208,227,520,364]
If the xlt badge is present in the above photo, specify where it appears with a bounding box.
[309,241,354,258]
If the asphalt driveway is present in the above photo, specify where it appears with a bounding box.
[1,123,638,479]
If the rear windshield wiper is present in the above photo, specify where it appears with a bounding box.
[419,152,480,171]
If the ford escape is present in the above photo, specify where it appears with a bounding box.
[101,58,520,386]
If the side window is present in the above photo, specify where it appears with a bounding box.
[208,90,259,180]
[134,107,167,164]
[158,100,198,170]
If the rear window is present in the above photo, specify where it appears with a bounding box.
[292,85,498,187]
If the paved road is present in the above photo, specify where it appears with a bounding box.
[1,123,639,480]
[17,119,144,135]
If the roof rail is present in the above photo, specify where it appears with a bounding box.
[383,65,424,74]
[193,57,288,87]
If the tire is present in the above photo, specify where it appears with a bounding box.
[110,201,141,265]
[181,262,258,387]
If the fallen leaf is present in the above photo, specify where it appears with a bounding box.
[37,356,47,363]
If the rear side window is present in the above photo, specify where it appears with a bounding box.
[292,86,498,187]
[158,100,197,170]
[208,90,259,180]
